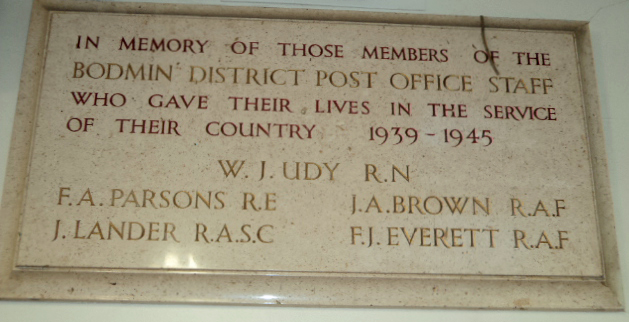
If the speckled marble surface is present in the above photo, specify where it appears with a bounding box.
[0,0,622,310]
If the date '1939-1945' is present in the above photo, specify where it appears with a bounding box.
[369,126,493,147]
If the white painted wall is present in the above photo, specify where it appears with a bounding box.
[1,0,627,320]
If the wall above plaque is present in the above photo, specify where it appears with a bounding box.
[0,0,623,310]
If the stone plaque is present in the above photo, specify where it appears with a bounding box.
[0,0,623,310]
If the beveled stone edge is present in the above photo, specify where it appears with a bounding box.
[0,0,623,310]
[574,24,624,308]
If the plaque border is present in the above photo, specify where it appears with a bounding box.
[0,0,623,310]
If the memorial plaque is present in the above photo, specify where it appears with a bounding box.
[0,0,623,310]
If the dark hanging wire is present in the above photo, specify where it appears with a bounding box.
[481,15,500,75]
